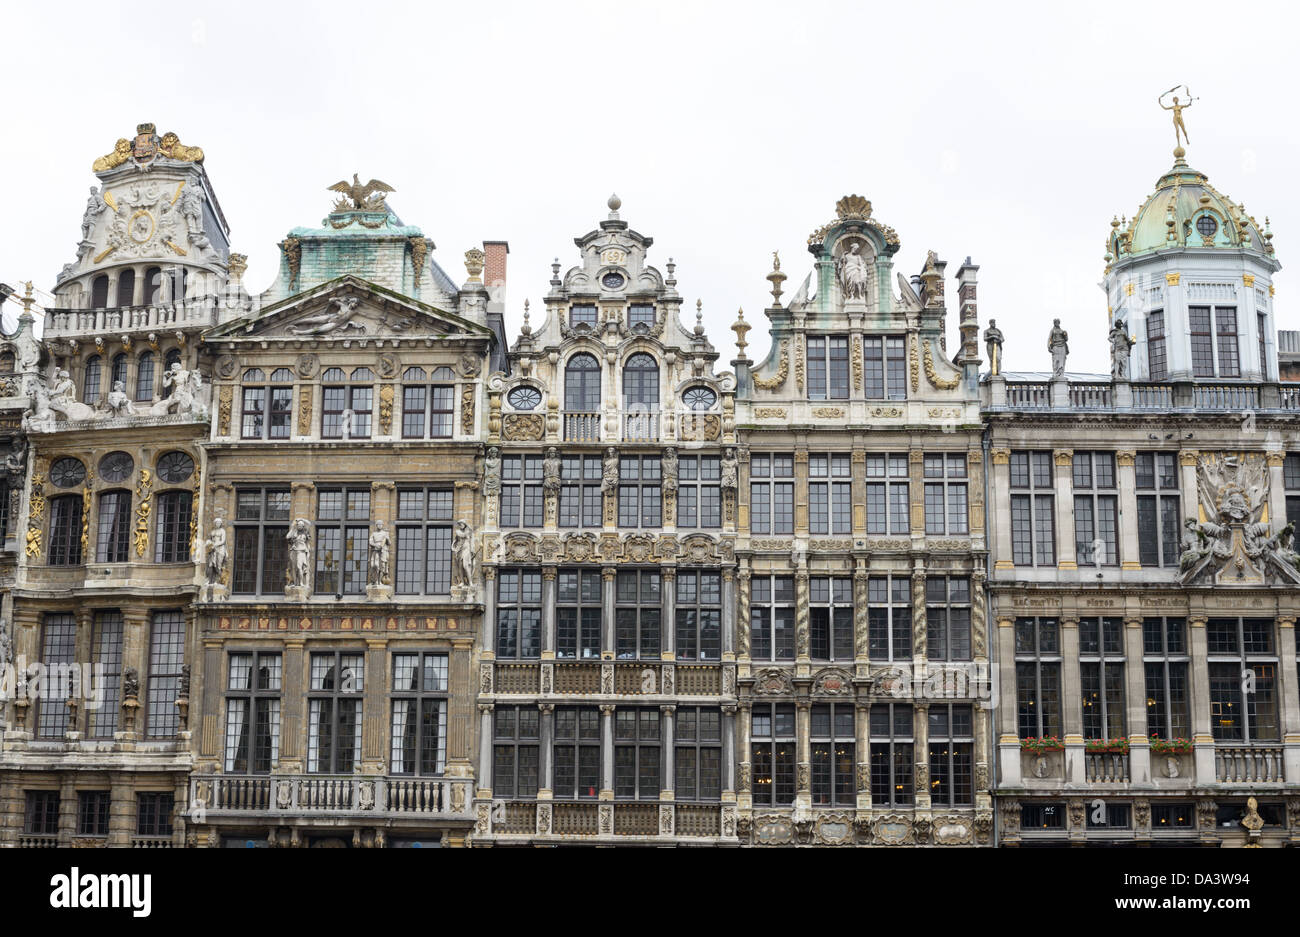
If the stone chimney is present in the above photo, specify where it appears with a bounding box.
[956,257,981,365]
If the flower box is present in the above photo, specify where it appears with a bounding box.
[1085,738,1129,754]
[1020,737,1065,755]
[1149,736,1194,754]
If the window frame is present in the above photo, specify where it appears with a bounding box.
[224,651,283,775]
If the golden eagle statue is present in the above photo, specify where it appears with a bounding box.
[328,174,395,211]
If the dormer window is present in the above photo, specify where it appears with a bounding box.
[629,304,655,330]
[1195,215,1218,239]
[601,272,626,291]
[570,305,598,329]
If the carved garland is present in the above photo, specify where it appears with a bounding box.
[25,470,47,558]
[298,386,313,436]
[80,469,94,558]
[134,469,153,558]
[461,386,475,435]
[794,335,805,392]
[751,340,789,391]
[378,384,394,435]
[909,332,920,392]
[189,463,201,555]
[852,335,863,391]
[217,385,233,436]
[922,338,960,390]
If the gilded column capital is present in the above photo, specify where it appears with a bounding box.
[1115,450,1136,467]
[477,703,495,715]
[598,704,616,716]
[371,480,397,492]
[1053,449,1073,467]
[602,566,617,582]
[1266,452,1286,468]
[661,566,677,581]
[542,566,558,581]
[1277,616,1296,629]
[990,448,1010,466]
[1188,616,1208,629]
[1179,450,1199,467]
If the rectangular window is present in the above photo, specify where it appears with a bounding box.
[1136,452,1181,567]
[37,614,76,738]
[224,652,282,774]
[808,453,852,535]
[1215,306,1240,377]
[750,574,794,662]
[618,456,661,527]
[308,651,365,773]
[1020,803,1065,830]
[1073,452,1118,566]
[77,791,111,837]
[96,490,132,563]
[751,703,796,806]
[864,335,907,400]
[553,706,601,799]
[136,793,175,837]
[811,703,855,806]
[1010,451,1054,566]
[675,707,722,802]
[1208,617,1278,742]
[241,386,265,439]
[496,569,542,660]
[868,576,911,661]
[676,569,722,661]
[232,488,290,595]
[390,653,448,776]
[88,611,124,739]
[569,304,598,328]
[500,455,544,528]
[807,336,850,400]
[616,570,661,660]
[48,495,84,566]
[24,791,60,835]
[1147,310,1167,380]
[153,490,193,563]
[556,568,602,660]
[928,704,974,807]
[809,576,853,661]
[146,610,186,739]
[677,455,721,529]
[1189,306,1214,378]
[1079,617,1125,739]
[1143,618,1190,741]
[865,453,909,534]
[401,382,455,439]
[926,576,971,662]
[395,488,453,595]
[614,708,662,800]
[628,304,656,329]
[493,705,540,799]
[1151,803,1194,828]
[1258,311,1268,379]
[749,453,794,535]
[315,488,370,595]
[923,453,969,535]
[1015,617,1061,738]
[559,455,604,528]
[869,703,914,806]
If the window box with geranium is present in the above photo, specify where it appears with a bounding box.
[1020,737,1064,755]
[1085,738,1129,754]
[1149,735,1194,754]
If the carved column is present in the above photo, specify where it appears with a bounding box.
[737,700,752,809]
[1053,449,1076,570]
[477,704,495,798]
[279,639,305,772]
[973,701,992,807]
[541,566,557,660]
[793,448,809,535]
[537,703,555,800]
[794,570,810,664]
[966,447,985,540]
[447,637,474,774]
[602,566,617,660]
[970,567,988,663]
[996,616,1021,786]
[910,567,927,661]
[1187,616,1214,782]
[1267,452,1288,542]
[851,449,867,534]
[1123,617,1151,784]
[1060,617,1085,784]
[736,568,751,665]
[1178,450,1200,530]
[660,567,676,661]
[1116,451,1141,569]
[795,699,811,806]
[914,702,930,810]
[599,704,615,801]
[908,448,925,538]
[361,638,387,770]
[721,568,736,660]
[1277,617,1300,783]
[852,564,868,667]
[990,448,1013,570]
[660,705,676,799]
[482,566,497,656]
[856,699,871,809]
[721,704,737,802]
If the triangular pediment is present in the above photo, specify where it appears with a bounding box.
[206,275,491,342]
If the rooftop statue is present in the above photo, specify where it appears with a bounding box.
[328,174,395,212]
[1047,318,1069,378]
[1109,318,1135,380]
[1159,85,1196,150]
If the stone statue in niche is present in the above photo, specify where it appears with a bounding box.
[602,447,620,493]
[452,520,477,590]
[720,447,738,491]
[1109,318,1134,380]
[835,241,870,302]
[542,446,562,493]
[483,446,501,495]
[367,520,391,586]
[286,519,312,590]
[1048,318,1069,378]
[205,516,228,585]
[662,447,678,493]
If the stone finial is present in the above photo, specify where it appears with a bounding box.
[550,257,562,288]
[521,299,531,336]
[465,248,486,282]
[695,299,704,336]
[608,193,622,213]
[665,257,676,289]
[731,308,751,359]
[766,252,787,307]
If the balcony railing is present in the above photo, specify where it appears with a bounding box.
[193,775,474,820]
[45,298,219,338]
[131,836,175,848]
[17,835,57,848]
[1069,383,1112,409]
[1282,385,1300,410]
[1006,383,1050,409]
[622,411,660,442]
[484,801,729,839]
[1215,746,1285,783]
[1133,383,1174,409]
[1195,384,1257,410]
[1085,751,1130,783]
[563,411,601,442]
[996,379,1285,413]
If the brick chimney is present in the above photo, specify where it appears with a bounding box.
[483,241,509,312]
[956,257,981,365]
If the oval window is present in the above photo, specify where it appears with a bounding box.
[157,450,195,484]
[50,457,87,488]
[98,451,135,483]
[683,386,717,411]
[507,386,542,411]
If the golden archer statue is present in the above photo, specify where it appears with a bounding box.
[1159,85,1197,149]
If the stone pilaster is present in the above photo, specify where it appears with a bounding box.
[1053,450,1076,570]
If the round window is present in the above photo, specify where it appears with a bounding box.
[157,450,195,484]
[98,451,135,483]
[601,271,626,290]
[683,386,717,411]
[1196,214,1218,238]
[50,457,87,488]
[507,386,542,411]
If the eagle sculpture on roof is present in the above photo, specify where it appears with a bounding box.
[328,174,395,211]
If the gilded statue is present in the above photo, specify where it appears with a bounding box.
[158,131,204,162]
[1159,86,1196,149]
[92,138,132,173]
[328,174,395,212]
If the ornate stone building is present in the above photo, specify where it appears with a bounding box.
[987,137,1300,846]
[472,196,741,844]
[730,197,993,846]
[0,125,219,846]
[187,178,500,848]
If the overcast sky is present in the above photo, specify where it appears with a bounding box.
[3,1,1296,375]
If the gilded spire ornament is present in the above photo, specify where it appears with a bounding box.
[1159,85,1197,157]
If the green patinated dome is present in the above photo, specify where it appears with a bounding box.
[1106,151,1274,264]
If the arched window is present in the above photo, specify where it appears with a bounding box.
[91,275,110,308]
[0,351,14,374]
[116,269,135,308]
[96,489,132,563]
[83,356,102,403]
[136,352,156,401]
[111,353,128,395]
[145,266,163,305]
[565,353,601,412]
[623,353,660,410]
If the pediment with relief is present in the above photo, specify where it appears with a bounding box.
[208,276,489,343]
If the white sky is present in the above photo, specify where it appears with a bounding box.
[3,1,1297,375]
